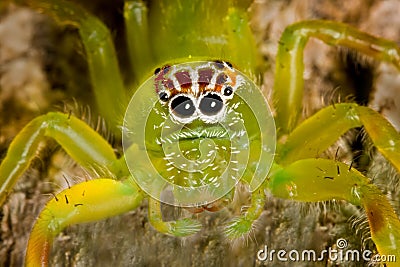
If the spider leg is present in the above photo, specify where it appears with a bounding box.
[272,21,400,262]
[124,1,154,84]
[277,103,400,260]
[274,20,400,135]
[145,0,258,77]
[268,159,400,262]
[224,188,265,239]
[148,198,202,237]
[279,103,400,171]
[26,177,144,266]
[0,112,126,205]
[27,0,127,132]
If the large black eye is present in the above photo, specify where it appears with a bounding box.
[199,93,223,116]
[170,95,196,118]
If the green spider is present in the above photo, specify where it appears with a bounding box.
[1,0,400,266]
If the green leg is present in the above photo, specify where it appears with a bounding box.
[27,0,127,133]
[269,159,400,264]
[147,0,258,77]
[148,198,202,237]
[0,112,125,205]
[26,178,144,267]
[223,6,260,78]
[278,103,400,171]
[123,0,154,86]
[225,188,265,239]
[273,20,400,135]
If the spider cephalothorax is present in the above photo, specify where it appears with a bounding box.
[154,60,243,124]
[123,60,275,207]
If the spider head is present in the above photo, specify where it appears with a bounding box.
[123,60,275,206]
[154,60,242,124]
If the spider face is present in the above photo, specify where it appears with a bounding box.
[123,60,276,206]
[154,61,242,124]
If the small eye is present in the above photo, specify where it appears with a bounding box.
[162,65,171,74]
[155,65,171,75]
[154,67,161,75]
[223,86,233,97]
[214,60,224,69]
[199,93,223,116]
[170,95,196,118]
[225,61,233,68]
[159,91,169,102]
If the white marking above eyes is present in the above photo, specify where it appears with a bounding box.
[155,61,245,124]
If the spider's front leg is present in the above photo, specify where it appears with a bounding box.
[280,103,400,169]
[271,20,400,264]
[0,110,148,266]
[0,112,122,205]
[268,159,400,261]
[276,103,400,261]
[27,178,143,266]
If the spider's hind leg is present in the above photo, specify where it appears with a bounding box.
[28,0,127,133]
[274,20,400,135]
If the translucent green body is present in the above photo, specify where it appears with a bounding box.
[123,61,275,206]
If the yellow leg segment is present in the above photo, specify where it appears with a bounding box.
[26,178,144,267]
[0,112,120,205]
[279,103,400,172]
[269,159,400,265]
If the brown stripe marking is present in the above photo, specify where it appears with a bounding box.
[174,71,192,90]
[216,73,228,85]
[198,68,214,86]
